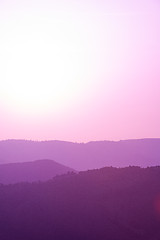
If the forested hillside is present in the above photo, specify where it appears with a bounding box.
[0,166,160,239]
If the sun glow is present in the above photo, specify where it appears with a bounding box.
[0,16,92,115]
[0,2,131,117]
[0,0,160,141]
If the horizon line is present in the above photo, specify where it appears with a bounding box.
[0,137,160,144]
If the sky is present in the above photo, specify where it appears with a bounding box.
[0,0,160,142]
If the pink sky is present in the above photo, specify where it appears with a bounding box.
[0,0,160,142]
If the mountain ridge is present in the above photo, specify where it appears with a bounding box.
[0,138,160,170]
[0,159,75,184]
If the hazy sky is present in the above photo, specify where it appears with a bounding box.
[0,0,160,142]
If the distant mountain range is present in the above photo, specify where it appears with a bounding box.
[0,138,160,170]
[0,159,74,184]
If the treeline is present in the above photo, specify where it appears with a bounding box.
[0,166,160,240]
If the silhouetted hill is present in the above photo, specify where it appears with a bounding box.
[0,159,74,184]
[0,139,160,170]
[0,166,160,240]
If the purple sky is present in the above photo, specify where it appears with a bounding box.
[0,0,160,142]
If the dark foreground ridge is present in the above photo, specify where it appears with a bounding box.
[0,166,160,240]
[0,159,75,184]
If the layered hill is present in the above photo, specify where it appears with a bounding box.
[0,159,74,184]
[0,139,160,170]
[0,166,160,239]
